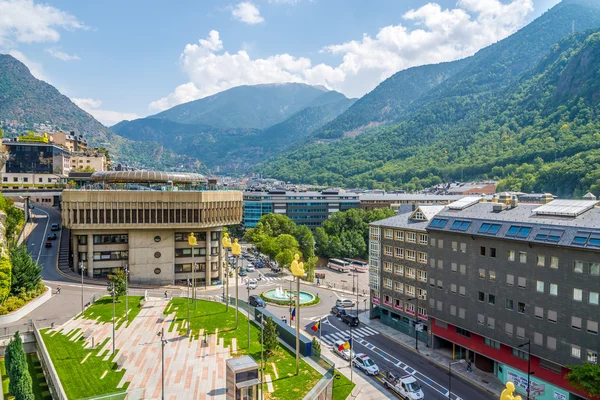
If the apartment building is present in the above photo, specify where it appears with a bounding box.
[360,194,462,210]
[62,171,243,285]
[425,194,598,400]
[48,131,88,152]
[69,152,107,172]
[368,204,445,343]
[243,189,359,229]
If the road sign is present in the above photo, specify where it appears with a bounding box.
[315,273,326,279]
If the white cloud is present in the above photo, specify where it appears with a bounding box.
[8,50,48,81]
[72,98,141,127]
[232,2,264,24]
[151,0,534,111]
[45,48,80,61]
[0,0,86,45]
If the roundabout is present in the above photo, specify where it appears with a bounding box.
[261,286,319,306]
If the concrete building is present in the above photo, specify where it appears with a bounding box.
[69,152,107,172]
[368,204,445,344]
[424,194,598,399]
[359,194,463,210]
[62,171,243,285]
[243,189,360,229]
[48,131,88,152]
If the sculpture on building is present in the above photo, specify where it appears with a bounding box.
[500,382,522,400]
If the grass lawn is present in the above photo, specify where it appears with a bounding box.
[40,328,128,399]
[166,298,323,400]
[82,296,144,328]
[331,369,355,400]
[1,354,52,400]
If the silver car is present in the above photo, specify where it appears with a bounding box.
[333,339,355,360]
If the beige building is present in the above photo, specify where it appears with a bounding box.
[48,131,88,152]
[70,153,107,172]
[61,171,243,285]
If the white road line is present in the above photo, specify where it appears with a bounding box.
[361,326,379,335]
[322,338,333,345]
[35,208,51,264]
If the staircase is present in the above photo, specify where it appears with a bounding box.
[58,227,72,273]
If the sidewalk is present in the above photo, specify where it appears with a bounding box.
[358,313,504,397]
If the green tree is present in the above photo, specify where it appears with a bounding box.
[313,228,330,255]
[311,337,321,356]
[5,332,34,400]
[304,256,318,283]
[275,234,299,253]
[262,316,279,359]
[0,255,11,302]
[107,268,127,298]
[275,248,296,268]
[294,225,315,259]
[9,246,42,295]
[566,363,600,398]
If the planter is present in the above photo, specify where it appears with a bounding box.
[0,287,52,325]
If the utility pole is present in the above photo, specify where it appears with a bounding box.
[80,261,85,316]
[518,340,532,400]
[124,264,129,326]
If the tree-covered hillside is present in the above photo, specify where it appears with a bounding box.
[256,1,600,198]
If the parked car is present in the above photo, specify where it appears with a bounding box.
[333,340,355,360]
[239,268,248,277]
[51,223,60,231]
[45,241,52,248]
[353,353,379,375]
[247,279,258,290]
[47,233,57,240]
[341,314,360,326]
[271,266,282,273]
[330,306,347,317]
[247,265,256,272]
[336,298,356,308]
[256,262,264,268]
[249,295,266,308]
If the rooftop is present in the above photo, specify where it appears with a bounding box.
[370,204,445,231]
[359,193,463,201]
[90,171,207,184]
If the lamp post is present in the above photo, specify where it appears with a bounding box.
[108,283,116,355]
[289,254,304,376]
[188,233,197,310]
[80,261,85,316]
[260,312,264,400]
[157,328,167,400]
[289,279,292,326]
[232,238,241,329]
[187,273,191,336]
[247,281,252,348]
[124,264,129,326]
[448,359,465,398]
[407,297,420,353]
[222,233,232,311]
[518,340,532,400]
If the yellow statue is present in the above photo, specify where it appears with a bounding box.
[500,382,522,400]
[188,232,197,246]
[290,254,306,277]
[232,238,241,256]
[222,232,231,248]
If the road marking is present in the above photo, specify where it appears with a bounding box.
[35,208,51,264]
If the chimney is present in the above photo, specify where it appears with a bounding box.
[511,195,519,208]
[491,194,499,203]
[542,193,554,204]
[498,192,511,205]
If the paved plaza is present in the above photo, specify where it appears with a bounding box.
[48,297,232,399]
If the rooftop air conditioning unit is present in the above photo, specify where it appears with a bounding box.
[493,203,507,212]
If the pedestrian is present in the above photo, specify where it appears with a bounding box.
[466,360,473,373]
[56,285,61,294]
[164,291,168,299]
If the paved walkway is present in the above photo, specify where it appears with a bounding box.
[358,313,505,397]
[49,297,231,399]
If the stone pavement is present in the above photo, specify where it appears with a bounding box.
[48,297,231,399]
[358,313,505,397]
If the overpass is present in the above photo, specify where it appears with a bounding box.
[1,190,62,209]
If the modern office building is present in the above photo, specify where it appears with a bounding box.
[424,194,598,399]
[242,189,360,228]
[368,204,445,343]
[62,171,243,285]
[359,194,463,210]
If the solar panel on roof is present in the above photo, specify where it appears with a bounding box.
[448,197,481,210]
[533,200,598,217]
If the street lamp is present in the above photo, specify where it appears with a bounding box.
[260,312,264,400]
[188,233,197,309]
[518,340,533,400]
[448,359,465,398]
[289,254,305,376]
[222,233,232,311]
[107,283,116,355]
[407,297,420,353]
[80,261,85,316]
[232,238,241,329]
[124,264,129,326]
[157,328,168,400]
[187,273,191,336]
[247,280,252,347]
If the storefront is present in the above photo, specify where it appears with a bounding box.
[496,364,570,400]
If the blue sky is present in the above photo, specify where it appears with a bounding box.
[0,0,561,126]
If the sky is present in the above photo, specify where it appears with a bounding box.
[0,0,562,126]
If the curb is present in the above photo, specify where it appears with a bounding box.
[360,318,499,398]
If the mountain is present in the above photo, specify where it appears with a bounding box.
[256,0,600,198]
[150,83,334,129]
[0,54,204,172]
[112,88,355,173]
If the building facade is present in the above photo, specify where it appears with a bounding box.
[48,131,88,152]
[62,173,242,285]
[425,195,598,400]
[2,139,70,186]
[243,189,360,229]
[368,205,445,342]
[69,152,107,172]
[359,194,462,210]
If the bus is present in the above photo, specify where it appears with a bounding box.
[343,258,369,273]
[327,258,352,272]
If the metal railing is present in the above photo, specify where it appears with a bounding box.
[33,322,67,400]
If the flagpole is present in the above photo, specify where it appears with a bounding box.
[350,330,353,383]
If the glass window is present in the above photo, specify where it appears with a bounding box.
[550,256,558,269]
[537,255,545,266]
[572,316,582,330]
[571,346,581,359]
[508,250,515,261]
[549,283,558,296]
[506,274,514,286]
[484,338,501,349]
[574,288,583,301]
[535,306,543,319]
[590,263,600,276]
[395,230,404,241]
[394,264,404,276]
[478,291,485,302]
[488,294,495,305]
[536,281,544,293]
[406,232,416,243]
[384,229,393,239]
[489,271,496,281]
[547,310,557,323]
[518,302,525,313]
[574,260,584,273]
[395,247,404,258]
[518,277,526,288]
[506,299,513,310]
[459,286,466,296]
[519,252,527,263]
[384,262,393,272]
[589,292,599,305]
[512,348,529,361]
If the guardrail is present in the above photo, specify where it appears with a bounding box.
[33,322,67,400]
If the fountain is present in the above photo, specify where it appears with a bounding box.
[262,286,316,305]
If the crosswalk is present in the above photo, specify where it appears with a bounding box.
[320,326,379,345]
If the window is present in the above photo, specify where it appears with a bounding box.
[452,241,457,252]
[438,239,444,248]
[477,314,484,325]
[534,306,543,319]
[210,231,220,241]
[536,281,544,293]
[77,235,87,245]
[589,291,599,305]
[508,250,515,261]
[451,220,471,231]
[450,305,457,315]
[534,332,544,346]
[437,260,443,269]
[394,264,404,276]
[518,327,525,340]
[460,243,466,253]
[395,247,404,258]
[480,246,486,256]
[512,348,529,361]
[547,310,557,323]
[383,278,392,289]
[574,260,584,273]
[506,299,514,310]
[456,327,470,338]
[451,262,457,272]
[547,336,556,350]
[487,317,495,329]
[2,177,5,182]
[591,263,600,276]
[406,250,416,261]
[505,323,513,336]
[405,268,416,279]
[550,283,558,296]
[518,302,525,314]
[394,298,402,309]
[490,248,496,257]
[506,226,532,238]
[588,320,598,335]
[478,291,485,302]
[506,274,514,286]
[550,256,558,269]
[518,277,526,288]
[587,350,598,363]
[429,278,435,287]
[419,233,428,245]
[394,282,403,293]
[418,252,427,264]
[384,246,393,256]
[572,316,582,330]
[23,177,28,183]
[535,228,564,242]
[571,345,581,359]
[418,270,427,282]
[384,262,393,272]
[479,269,485,279]
[12,177,17,182]
[384,229,393,239]
[450,284,457,294]
[574,288,583,301]
[406,285,415,296]
[479,223,501,235]
[437,280,443,290]
[460,264,466,275]
[459,286,466,296]
[406,232,416,243]
[484,338,501,349]
[429,218,447,228]
[395,230,404,241]
[489,271,496,281]
[519,252,527,263]
[418,288,427,300]
[489,294,496,305]
[537,254,545,266]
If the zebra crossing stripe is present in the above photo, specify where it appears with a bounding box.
[360,326,379,335]
[322,337,333,345]
[350,330,366,338]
